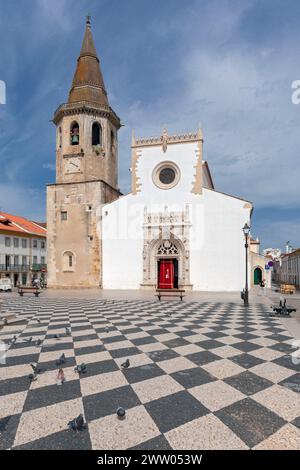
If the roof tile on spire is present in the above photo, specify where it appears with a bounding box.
[68,17,109,106]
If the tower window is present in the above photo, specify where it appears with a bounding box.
[62,251,75,272]
[111,130,115,153]
[59,127,62,148]
[61,211,68,221]
[92,122,102,146]
[70,122,79,146]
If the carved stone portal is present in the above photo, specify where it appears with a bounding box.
[141,205,192,290]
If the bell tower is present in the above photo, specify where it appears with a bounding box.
[54,16,120,188]
[47,17,121,288]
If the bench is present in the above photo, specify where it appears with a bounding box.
[280,284,296,295]
[156,289,185,301]
[18,286,41,297]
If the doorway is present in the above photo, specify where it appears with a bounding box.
[157,259,178,289]
[254,267,262,285]
[13,274,19,287]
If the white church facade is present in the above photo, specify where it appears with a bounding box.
[102,129,252,291]
[47,18,264,292]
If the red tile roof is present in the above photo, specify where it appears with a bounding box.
[0,212,47,237]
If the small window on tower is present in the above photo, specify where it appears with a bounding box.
[92,122,102,146]
[70,122,79,146]
[61,211,68,221]
[110,130,115,154]
[59,127,62,148]
[62,251,75,272]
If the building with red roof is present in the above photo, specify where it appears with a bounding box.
[0,212,47,287]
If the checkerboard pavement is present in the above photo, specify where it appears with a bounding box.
[0,298,299,450]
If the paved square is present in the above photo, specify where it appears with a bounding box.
[0,298,299,450]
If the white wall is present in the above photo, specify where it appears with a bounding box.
[102,141,251,291]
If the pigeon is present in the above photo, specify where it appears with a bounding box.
[9,336,17,345]
[25,337,33,343]
[116,407,126,420]
[30,363,42,375]
[28,373,38,382]
[74,363,87,374]
[56,353,66,366]
[37,318,41,323]
[105,327,109,333]
[65,327,71,336]
[54,334,61,340]
[57,368,65,385]
[36,339,42,346]
[121,359,130,369]
[68,414,86,431]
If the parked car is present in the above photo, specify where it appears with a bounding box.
[0,278,12,292]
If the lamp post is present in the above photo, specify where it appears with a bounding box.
[242,223,251,307]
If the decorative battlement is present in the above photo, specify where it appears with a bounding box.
[132,127,203,152]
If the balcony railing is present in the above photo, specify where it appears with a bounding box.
[31,264,47,272]
[0,264,47,273]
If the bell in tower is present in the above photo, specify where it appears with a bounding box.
[70,122,79,145]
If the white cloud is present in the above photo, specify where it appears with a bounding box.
[43,162,56,171]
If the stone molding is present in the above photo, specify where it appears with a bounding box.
[141,205,192,289]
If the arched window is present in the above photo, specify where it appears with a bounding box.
[62,251,75,272]
[59,127,62,148]
[92,122,102,146]
[70,122,79,146]
[110,130,115,153]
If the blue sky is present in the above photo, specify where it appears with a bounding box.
[0,0,299,251]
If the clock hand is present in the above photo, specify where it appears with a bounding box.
[70,162,79,167]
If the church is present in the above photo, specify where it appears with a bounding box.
[47,18,264,292]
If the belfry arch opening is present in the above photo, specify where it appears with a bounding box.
[92,122,102,146]
[70,122,79,145]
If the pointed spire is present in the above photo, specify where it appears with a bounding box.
[80,15,98,59]
[68,16,109,106]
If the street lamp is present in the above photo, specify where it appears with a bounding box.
[242,223,251,307]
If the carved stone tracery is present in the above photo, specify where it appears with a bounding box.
[141,205,192,290]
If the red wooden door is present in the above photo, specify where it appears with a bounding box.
[158,260,174,289]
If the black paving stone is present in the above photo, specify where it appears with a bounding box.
[145,391,209,433]
[186,351,221,366]
[216,397,286,448]
[196,340,225,350]
[231,353,264,369]
[13,427,92,450]
[83,385,141,421]
[122,363,165,384]
[232,342,261,353]
[23,380,81,411]
[279,373,300,393]
[0,414,21,450]
[225,371,273,395]
[163,338,190,348]
[148,349,179,362]
[130,434,172,450]
[0,375,30,396]
[171,367,216,388]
